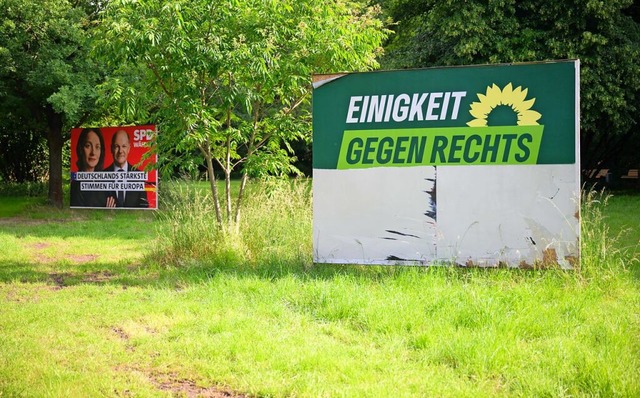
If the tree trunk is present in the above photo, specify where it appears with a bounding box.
[234,171,249,226]
[203,149,223,224]
[225,135,232,224]
[46,109,64,209]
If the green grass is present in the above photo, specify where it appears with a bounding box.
[0,196,45,217]
[0,183,638,397]
[604,193,640,258]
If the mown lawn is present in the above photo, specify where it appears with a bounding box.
[0,184,638,397]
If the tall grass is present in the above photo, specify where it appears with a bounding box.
[155,178,312,269]
[158,180,632,276]
[579,189,633,279]
[154,181,240,265]
[240,178,312,266]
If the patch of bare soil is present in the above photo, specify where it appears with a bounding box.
[112,327,136,353]
[46,270,117,288]
[116,366,249,398]
[3,285,65,302]
[83,270,114,283]
[49,272,71,288]
[112,327,131,341]
[26,242,56,264]
[0,214,92,226]
[69,254,100,263]
[30,242,51,250]
[150,372,247,398]
[28,240,103,265]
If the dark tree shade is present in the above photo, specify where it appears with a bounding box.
[0,0,101,206]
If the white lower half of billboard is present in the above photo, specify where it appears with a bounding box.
[313,165,579,267]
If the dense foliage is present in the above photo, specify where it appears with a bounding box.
[0,0,103,206]
[380,0,640,176]
[95,0,388,226]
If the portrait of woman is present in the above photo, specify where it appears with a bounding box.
[70,128,115,207]
[76,128,105,172]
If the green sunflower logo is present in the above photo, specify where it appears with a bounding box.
[467,83,541,127]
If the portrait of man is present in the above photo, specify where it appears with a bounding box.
[104,129,149,208]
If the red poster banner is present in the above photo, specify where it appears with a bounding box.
[70,125,158,209]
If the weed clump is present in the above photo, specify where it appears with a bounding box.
[154,178,311,268]
[579,189,632,279]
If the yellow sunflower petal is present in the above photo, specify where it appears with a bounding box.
[467,118,487,127]
[469,110,487,120]
[516,98,536,112]
[517,110,541,125]
[487,84,501,95]
[511,86,527,104]
[469,102,491,119]
[485,84,502,108]
[500,83,514,105]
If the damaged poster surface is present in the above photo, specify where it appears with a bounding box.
[312,61,580,268]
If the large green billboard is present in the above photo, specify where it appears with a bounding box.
[313,61,580,268]
[314,61,577,169]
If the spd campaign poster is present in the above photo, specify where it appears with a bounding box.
[313,60,580,268]
[70,125,158,210]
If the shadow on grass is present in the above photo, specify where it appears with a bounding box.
[1,210,636,290]
[1,223,635,291]
[0,259,164,288]
[0,211,421,289]
[0,250,600,294]
[0,256,379,288]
